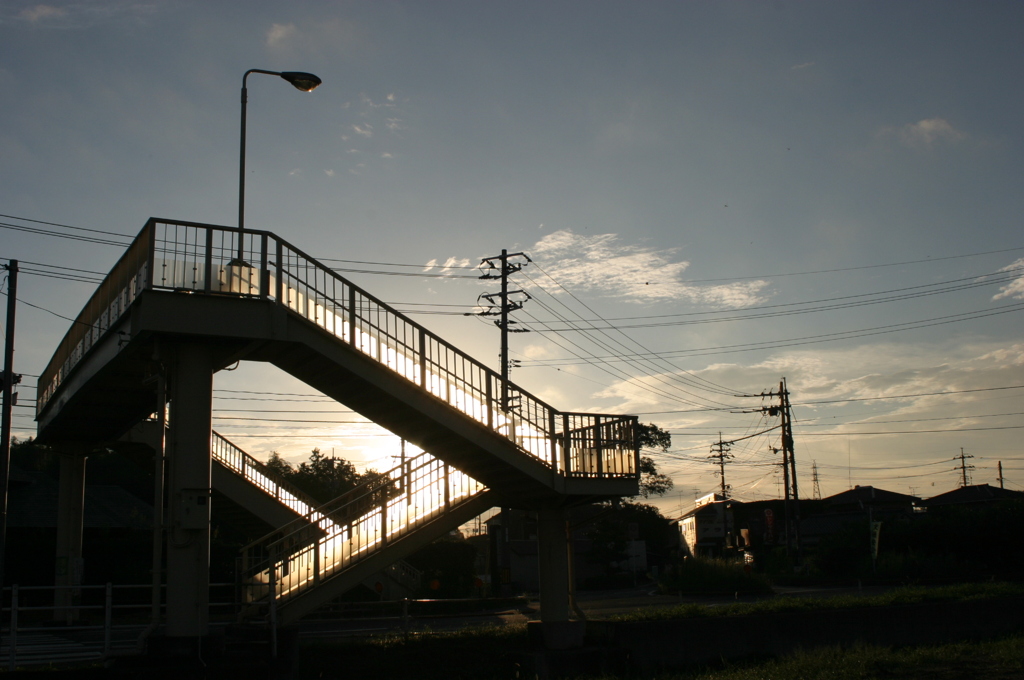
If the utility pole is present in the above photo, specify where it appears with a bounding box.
[708,434,732,498]
[762,378,801,561]
[997,461,1004,489]
[811,461,821,501]
[0,260,20,596]
[956,448,974,488]
[780,378,802,563]
[477,249,531,412]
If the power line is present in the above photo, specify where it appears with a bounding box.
[518,266,1023,333]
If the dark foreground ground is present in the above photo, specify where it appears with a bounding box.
[6,584,1023,679]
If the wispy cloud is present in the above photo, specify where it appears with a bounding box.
[423,257,472,276]
[266,22,298,48]
[10,2,156,28]
[992,258,1024,300]
[529,229,769,307]
[352,124,373,138]
[791,61,815,70]
[882,118,966,149]
[19,4,65,22]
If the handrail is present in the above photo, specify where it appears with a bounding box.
[36,218,638,479]
[211,431,323,518]
[239,447,487,608]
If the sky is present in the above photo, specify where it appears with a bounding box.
[2,0,1023,519]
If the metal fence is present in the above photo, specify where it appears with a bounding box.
[0,583,236,669]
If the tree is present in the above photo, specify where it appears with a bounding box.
[265,448,362,504]
[265,451,294,478]
[636,422,673,498]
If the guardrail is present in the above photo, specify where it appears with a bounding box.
[37,218,638,479]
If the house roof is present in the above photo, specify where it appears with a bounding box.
[822,485,919,510]
[922,484,1024,507]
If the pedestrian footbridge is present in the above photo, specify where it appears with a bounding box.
[34,218,639,646]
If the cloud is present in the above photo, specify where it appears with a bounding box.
[19,5,65,22]
[266,22,298,48]
[895,118,966,148]
[992,258,1024,301]
[791,61,815,70]
[9,2,156,28]
[324,169,335,178]
[423,257,472,276]
[529,229,770,307]
[352,124,373,138]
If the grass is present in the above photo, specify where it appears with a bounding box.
[645,634,1024,680]
[611,581,1024,622]
[297,623,532,680]
[295,583,1024,679]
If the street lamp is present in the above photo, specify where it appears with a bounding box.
[234,69,322,265]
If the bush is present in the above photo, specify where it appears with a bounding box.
[659,557,773,596]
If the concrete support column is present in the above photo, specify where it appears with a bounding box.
[54,451,86,623]
[535,507,583,649]
[165,342,213,639]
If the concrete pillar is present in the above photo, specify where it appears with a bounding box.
[535,507,583,649]
[54,451,86,623]
[165,342,213,639]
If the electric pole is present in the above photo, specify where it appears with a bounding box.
[761,378,801,561]
[997,461,1004,489]
[811,461,821,501]
[476,249,531,411]
[956,447,974,488]
[708,434,732,498]
[1,260,20,595]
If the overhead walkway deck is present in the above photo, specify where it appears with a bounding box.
[34,218,639,642]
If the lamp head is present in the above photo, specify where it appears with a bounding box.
[280,71,322,92]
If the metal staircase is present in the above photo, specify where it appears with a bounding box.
[239,449,490,624]
[34,217,639,625]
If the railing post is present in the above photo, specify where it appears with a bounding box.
[549,410,558,470]
[275,239,283,302]
[595,416,604,477]
[443,464,450,512]
[380,495,388,548]
[486,375,493,429]
[562,414,571,475]
[145,221,156,289]
[313,540,321,586]
[418,329,427,389]
[348,286,357,348]
[204,227,213,293]
[260,233,269,299]
[103,583,112,658]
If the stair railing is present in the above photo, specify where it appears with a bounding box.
[37,218,638,480]
[211,431,324,518]
[239,449,486,607]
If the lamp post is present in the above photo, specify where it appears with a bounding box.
[234,69,322,265]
